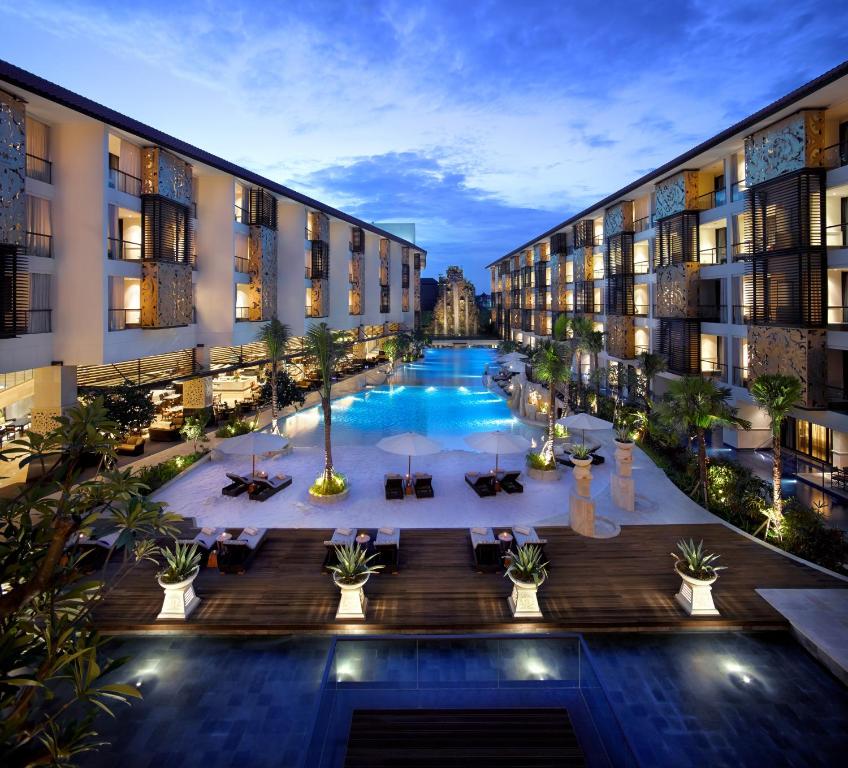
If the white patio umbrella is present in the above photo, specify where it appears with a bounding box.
[556,412,613,446]
[216,431,290,477]
[376,432,441,481]
[465,430,531,473]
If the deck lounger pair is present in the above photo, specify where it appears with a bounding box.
[413,473,434,499]
[323,527,356,570]
[222,472,251,497]
[375,526,400,572]
[513,525,548,560]
[249,474,292,501]
[496,470,524,494]
[176,527,225,564]
[465,472,497,497]
[469,526,501,571]
[385,474,405,500]
[217,527,268,574]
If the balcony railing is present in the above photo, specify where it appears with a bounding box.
[634,344,649,355]
[234,203,249,224]
[633,303,649,317]
[26,231,52,259]
[593,234,604,246]
[108,237,142,261]
[306,264,329,280]
[634,214,655,233]
[826,222,847,248]
[593,266,604,279]
[698,246,727,264]
[234,255,249,273]
[633,260,650,274]
[108,308,141,331]
[827,305,848,330]
[108,168,141,196]
[698,303,727,322]
[305,227,321,241]
[26,309,52,334]
[730,180,747,202]
[822,142,848,169]
[702,360,727,381]
[235,306,250,322]
[26,153,52,184]
[731,240,752,261]
[697,188,727,210]
[732,366,749,388]
[732,304,752,324]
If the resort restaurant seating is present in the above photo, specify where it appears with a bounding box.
[222,472,251,497]
[831,467,848,490]
[469,527,502,571]
[385,473,405,500]
[217,527,268,574]
[413,473,434,499]
[465,472,497,498]
[116,434,146,456]
[323,527,356,570]
[513,525,548,559]
[148,420,183,442]
[375,526,400,573]
[497,470,524,494]
[248,474,292,502]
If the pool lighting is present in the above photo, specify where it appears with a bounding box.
[458,386,470,393]
[524,657,549,680]
[426,386,437,393]
[742,674,752,684]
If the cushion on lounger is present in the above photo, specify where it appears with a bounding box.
[244,527,258,536]
[201,526,215,535]
[514,526,530,535]
[379,527,394,535]
[337,527,353,536]
[471,527,487,535]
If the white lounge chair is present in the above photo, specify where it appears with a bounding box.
[513,525,547,548]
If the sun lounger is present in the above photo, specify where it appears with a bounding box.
[222,472,250,497]
[248,474,292,501]
[465,472,497,498]
[512,525,548,559]
[323,527,356,570]
[217,527,267,574]
[385,473,405,500]
[469,526,501,571]
[497,470,524,494]
[413,473,434,499]
[74,530,121,570]
[375,526,400,572]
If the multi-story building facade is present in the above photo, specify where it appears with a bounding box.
[489,61,848,484]
[0,61,425,464]
[432,266,479,337]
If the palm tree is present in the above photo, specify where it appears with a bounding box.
[584,328,605,399]
[658,376,750,509]
[256,317,291,434]
[304,322,345,487]
[552,314,575,412]
[570,316,595,406]
[635,351,667,411]
[750,373,803,529]
[533,340,571,459]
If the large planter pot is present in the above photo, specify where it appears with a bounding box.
[674,564,720,616]
[156,567,200,620]
[571,456,593,497]
[507,572,544,618]
[309,485,351,504]
[527,465,560,482]
[613,440,634,477]
[334,573,370,620]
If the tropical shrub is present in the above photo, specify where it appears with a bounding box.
[328,543,383,584]
[134,452,205,495]
[505,544,548,586]
[526,451,556,471]
[672,538,726,580]
[214,415,254,438]
[309,470,347,496]
[158,541,201,584]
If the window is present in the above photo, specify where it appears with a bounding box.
[785,417,832,463]
[28,273,51,333]
[715,227,727,262]
[25,196,52,258]
[25,117,51,183]
[840,121,848,167]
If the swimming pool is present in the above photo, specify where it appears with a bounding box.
[282,347,542,449]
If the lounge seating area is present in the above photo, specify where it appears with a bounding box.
[384,473,405,500]
[497,470,523,494]
[469,526,502,571]
[465,472,497,497]
[221,472,292,501]
[216,527,268,574]
[384,473,434,499]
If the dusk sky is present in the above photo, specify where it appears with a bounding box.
[2,0,847,289]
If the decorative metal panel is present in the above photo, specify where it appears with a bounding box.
[402,247,410,312]
[140,260,193,328]
[379,238,390,287]
[573,246,593,282]
[308,278,328,318]
[746,250,825,328]
[307,210,329,242]
[248,225,278,321]
[572,220,594,249]
[247,188,277,230]
[655,319,700,375]
[655,262,701,318]
[744,110,824,187]
[141,196,194,265]
[141,147,193,206]
[603,201,633,238]
[605,233,635,277]
[0,90,26,248]
[351,226,365,253]
[655,171,699,220]
[606,274,635,316]
[606,315,635,360]
[656,212,699,266]
[0,244,27,337]
[182,377,213,409]
[551,232,568,256]
[748,325,826,407]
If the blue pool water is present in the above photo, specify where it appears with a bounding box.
[283,347,542,449]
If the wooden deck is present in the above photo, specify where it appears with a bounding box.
[94,524,845,635]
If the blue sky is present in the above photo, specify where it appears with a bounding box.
[1,0,847,289]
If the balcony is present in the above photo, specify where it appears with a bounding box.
[235,306,250,322]
[826,222,847,248]
[730,180,747,202]
[25,309,52,334]
[26,231,52,259]
[634,214,655,233]
[731,241,752,262]
[823,142,848,169]
[732,366,749,388]
[827,305,848,331]
[26,153,52,184]
[235,203,249,224]
[732,304,752,325]
[696,188,727,210]
[108,168,141,196]
[235,255,249,273]
[633,303,649,317]
[108,308,141,331]
[698,303,727,322]
[305,264,329,280]
[593,234,604,247]
[698,246,727,265]
[633,260,650,274]
[108,237,142,261]
[702,360,727,381]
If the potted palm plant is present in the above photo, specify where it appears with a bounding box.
[505,544,548,618]
[156,541,202,620]
[613,413,636,477]
[671,538,725,616]
[328,543,383,619]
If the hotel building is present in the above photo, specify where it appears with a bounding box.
[488,61,848,492]
[0,60,425,482]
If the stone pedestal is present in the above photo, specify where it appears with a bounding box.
[334,575,368,619]
[156,570,200,621]
[611,474,635,512]
[569,493,597,537]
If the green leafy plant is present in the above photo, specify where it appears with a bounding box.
[309,471,347,496]
[256,317,292,432]
[180,412,209,452]
[158,541,201,584]
[505,544,548,586]
[134,452,204,495]
[328,542,383,584]
[570,444,591,460]
[214,415,254,438]
[526,451,556,471]
[553,423,569,439]
[79,382,155,437]
[671,538,726,580]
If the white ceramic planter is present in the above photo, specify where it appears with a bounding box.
[613,440,634,477]
[571,456,593,497]
[674,565,720,616]
[156,567,200,620]
[309,485,351,504]
[334,573,369,620]
[507,572,544,618]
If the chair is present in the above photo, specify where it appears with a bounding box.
[385,473,405,500]
[375,526,400,573]
[176,527,225,564]
[116,434,146,456]
[322,527,356,570]
[217,527,267,574]
[222,472,250,497]
[465,472,497,497]
[497,470,524,494]
[413,473,434,499]
[513,525,548,560]
[469,527,501,571]
[248,474,292,501]
[75,530,121,571]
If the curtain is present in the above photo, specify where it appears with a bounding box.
[119,141,141,179]
[26,195,52,258]
[25,117,49,159]
[109,276,125,330]
[28,273,51,333]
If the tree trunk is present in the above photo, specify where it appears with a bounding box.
[772,432,782,518]
[697,428,709,509]
[322,395,333,484]
[547,383,556,448]
[593,352,600,399]
[270,362,278,433]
